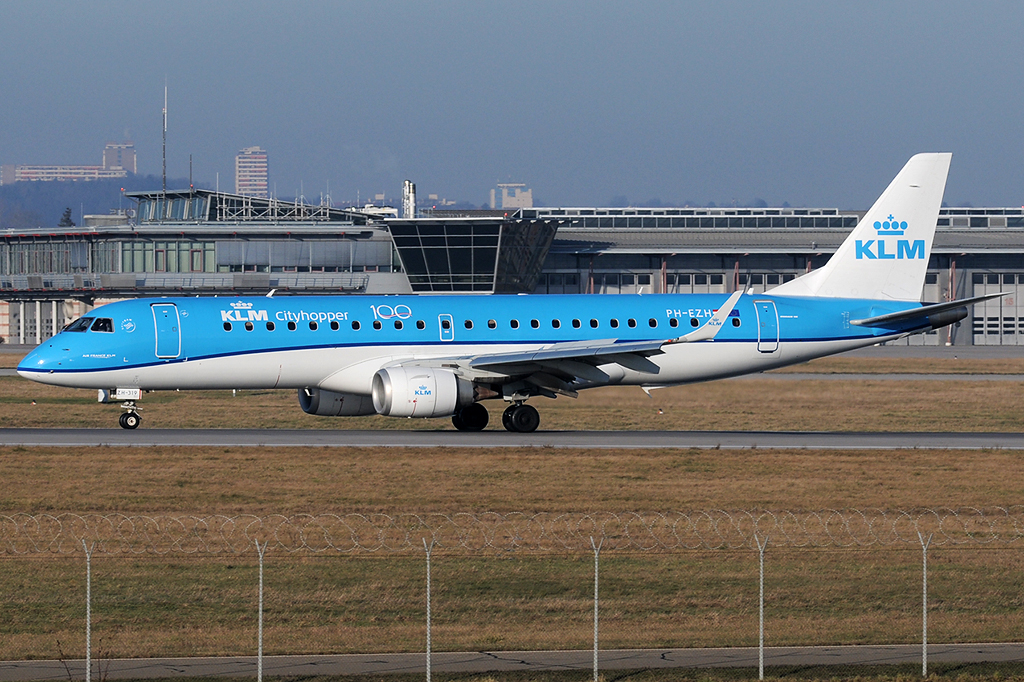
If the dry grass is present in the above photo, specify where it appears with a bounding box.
[770,355,1024,374]
[2,549,1021,660]
[2,442,1023,659]
[1,445,1023,513]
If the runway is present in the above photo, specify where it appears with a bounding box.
[3,427,1024,449]
[1,643,1022,680]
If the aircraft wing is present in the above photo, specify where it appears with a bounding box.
[385,293,743,399]
[850,292,1005,329]
[467,338,667,367]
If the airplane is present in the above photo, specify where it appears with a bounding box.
[18,153,998,432]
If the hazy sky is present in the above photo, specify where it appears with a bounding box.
[2,1,1023,208]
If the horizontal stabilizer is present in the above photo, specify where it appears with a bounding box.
[850,292,1005,329]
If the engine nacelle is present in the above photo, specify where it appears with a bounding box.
[298,388,377,416]
[372,367,475,418]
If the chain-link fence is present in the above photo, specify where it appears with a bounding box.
[2,509,1023,680]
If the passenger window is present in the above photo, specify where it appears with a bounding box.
[373,320,382,330]
[287,321,297,331]
[352,320,361,330]
[245,321,254,332]
[732,318,741,327]
[465,320,473,330]
[531,319,539,328]
[441,319,451,330]
[416,320,426,330]
[488,319,497,329]
[669,318,679,328]
[590,319,598,328]
[691,318,699,327]
[309,321,318,331]
[65,317,94,332]
[649,318,658,328]
[330,321,339,331]
[395,320,403,330]
[552,319,561,329]
[510,319,520,329]
[223,322,232,332]
[90,318,113,333]
[627,319,637,328]
[572,319,581,328]
[267,321,276,331]
[610,319,619,328]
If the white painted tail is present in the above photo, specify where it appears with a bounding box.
[771,153,951,301]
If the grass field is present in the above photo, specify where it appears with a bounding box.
[2,351,1024,679]
[2,440,1023,661]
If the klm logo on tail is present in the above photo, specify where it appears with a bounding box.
[855,215,925,260]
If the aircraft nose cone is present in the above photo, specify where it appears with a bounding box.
[17,342,66,378]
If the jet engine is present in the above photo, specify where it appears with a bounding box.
[372,367,475,418]
[298,388,377,416]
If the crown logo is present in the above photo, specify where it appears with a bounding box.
[873,214,907,236]
[230,301,254,309]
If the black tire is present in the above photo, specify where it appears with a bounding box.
[502,404,517,431]
[510,404,540,433]
[456,403,489,431]
[123,412,141,430]
[118,413,129,429]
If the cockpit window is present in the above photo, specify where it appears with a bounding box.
[90,318,114,333]
[64,317,94,332]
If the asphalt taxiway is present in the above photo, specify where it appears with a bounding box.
[1,643,1022,680]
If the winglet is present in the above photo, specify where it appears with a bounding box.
[667,290,743,344]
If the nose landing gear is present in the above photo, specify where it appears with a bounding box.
[118,402,141,430]
[502,403,540,433]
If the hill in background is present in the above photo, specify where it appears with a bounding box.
[0,175,197,229]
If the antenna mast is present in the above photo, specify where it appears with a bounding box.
[162,83,167,193]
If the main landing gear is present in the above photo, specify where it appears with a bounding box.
[502,403,540,433]
[450,402,541,432]
[118,402,141,430]
[451,402,489,432]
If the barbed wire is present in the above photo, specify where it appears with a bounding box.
[1,508,1022,556]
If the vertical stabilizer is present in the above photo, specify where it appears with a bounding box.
[771,153,951,301]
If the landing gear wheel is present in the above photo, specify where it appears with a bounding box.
[120,412,141,430]
[452,402,489,431]
[502,405,517,431]
[511,404,540,433]
[503,404,540,433]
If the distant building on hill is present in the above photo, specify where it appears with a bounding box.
[0,142,136,185]
[490,183,533,209]
[235,146,269,198]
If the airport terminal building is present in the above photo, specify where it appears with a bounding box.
[1,188,1021,346]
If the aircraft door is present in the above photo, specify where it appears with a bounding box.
[152,303,181,358]
[754,300,779,353]
[438,313,454,342]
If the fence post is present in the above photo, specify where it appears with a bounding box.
[755,534,768,681]
[424,538,434,682]
[590,536,603,682]
[918,532,932,677]
[81,540,94,682]
[254,540,268,682]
